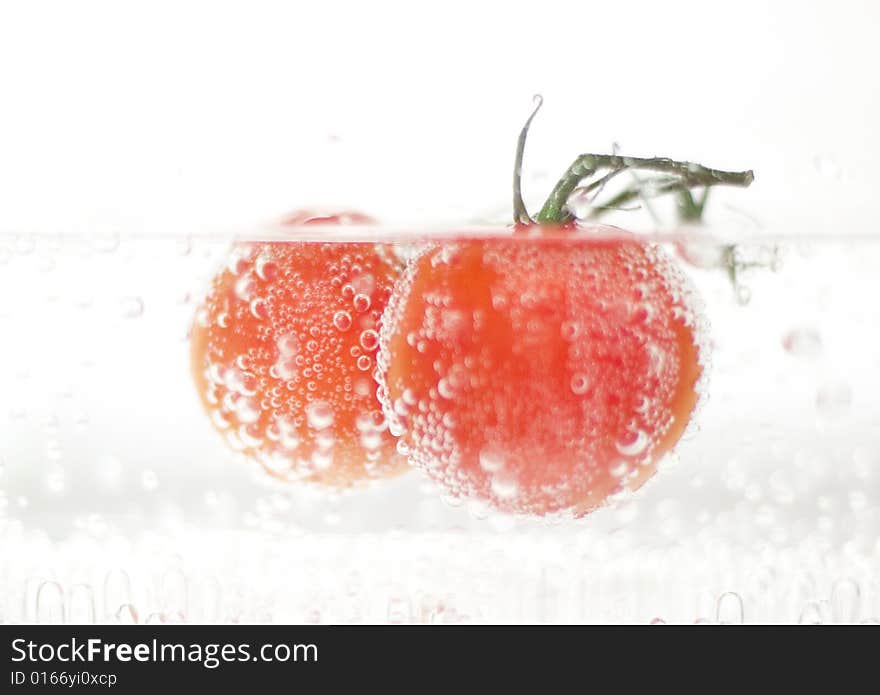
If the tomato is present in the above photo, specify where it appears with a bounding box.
[377,227,704,516]
[190,211,409,486]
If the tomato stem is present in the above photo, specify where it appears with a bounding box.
[512,95,544,225]
[536,154,754,224]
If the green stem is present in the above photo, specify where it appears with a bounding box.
[535,154,754,224]
[512,95,544,225]
[584,177,684,219]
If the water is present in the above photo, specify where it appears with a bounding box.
[1,229,879,624]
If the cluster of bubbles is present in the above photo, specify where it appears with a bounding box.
[2,230,879,624]
[1,522,878,624]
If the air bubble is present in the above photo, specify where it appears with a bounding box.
[276,332,299,356]
[234,274,258,301]
[360,329,379,351]
[255,255,278,281]
[332,310,353,331]
[560,321,581,341]
[479,447,505,473]
[616,429,649,457]
[491,471,519,500]
[357,355,372,371]
[306,401,334,430]
[235,398,261,424]
[249,298,268,321]
[570,373,590,395]
[437,378,454,399]
[353,294,371,312]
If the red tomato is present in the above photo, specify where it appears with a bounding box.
[377,227,704,516]
[190,211,409,487]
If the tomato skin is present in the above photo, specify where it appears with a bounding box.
[378,229,704,517]
[190,212,409,487]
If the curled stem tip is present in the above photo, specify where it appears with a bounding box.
[512,95,544,225]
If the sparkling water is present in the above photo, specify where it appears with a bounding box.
[1,228,878,624]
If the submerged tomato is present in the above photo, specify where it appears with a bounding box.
[378,227,704,516]
[190,212,409,486]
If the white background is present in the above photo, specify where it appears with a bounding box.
[1,0,878,234]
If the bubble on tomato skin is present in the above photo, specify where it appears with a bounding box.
[352,293,371,313]
[360,329,379,351]
[254,254,279,282]
[478,446,506,473]
[616,429,649,457]
[249,297,269,321]
[569,373,591,396]
[560,320,582,341]
[332,310,352,332]
[311,449,334,471]
[233,273,258,302]
[120,296,144,319]
[234,397,261,425]
[226,246,254,275]
[305,400,334,431]
[490,471,520,500]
